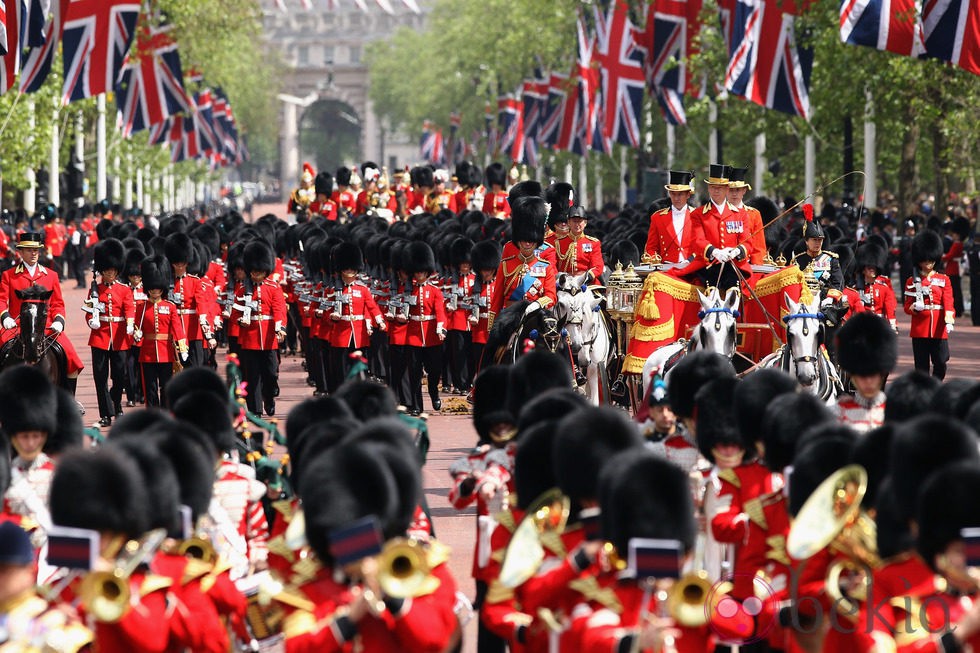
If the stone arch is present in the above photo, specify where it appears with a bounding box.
[298,98,362,176]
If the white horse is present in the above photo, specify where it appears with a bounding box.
[556,272,615,405]
[640,286,741,397]
[759,292,843,403]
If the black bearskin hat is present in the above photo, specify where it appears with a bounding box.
[510,196,547,247]
[516,388,588,432]
[48,387,83,455]
[850,424,893,509]
[472,365,515,444]
[164,232,192,264]
[508,350,572,419]
[916,462,980,570]
[951,216,971,240]
[910,230,943,265]
[109,438,181,533]
[450,238,473,267]
[855,243,887,275]
[884,371,941,424]
[759,392,835,472]
[333,241,364,272]
[93,238,126,273]
[513,421,560,511]
[333,380,397,421]
[890,414,980,522]
[836,313,897,376]
[733,368,798,449]
[124,249,145,279]
[314,171,334,197]
[485,162,507,188]
[667,352,736,420]
[788,426,858,516]
[695,377,748,464]
[0,365,57,436]
[288,417,361,490]
[553,406,643,504]
[140,255,171,291]
[172,391,237,455]
[148,421,215,522]
[195,224,221,258]
[50,447,150,538]
[875,479,915,559]
[243,240,276,274]
[508,181,543,205]
[335,166,352,186]
[471,240,501,272]
[405,241,437,275]
[600,449,697,556]
[286,396,354,453]
[165,367,227,408]
[414,166,434,189]
[545,182,576,228]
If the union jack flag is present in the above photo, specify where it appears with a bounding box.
[148,115,171,145]
[496,92,523,157]
[922,0,980,76]
[169,113,200,163]
[0,1,7,57]
[115,24,192,136]
[642,0,703,125]
[0,0,19,93]
[725,0,813,119]
[593,0,646,148]
[521,68,548,145]
[840,0,925,56]
[420,120,444,165]
[193,89,220,155]
[20,0,67,94]
[573,11,604,154]
[22,0,49,47]
[213,88,242,163]
[541,70,586,155]
[62,0,141,105]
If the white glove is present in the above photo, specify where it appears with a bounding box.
[126,323,134,336]
[710,248,730,263]
[674,258,691,269]
[725,247,742,261]
[912,301,925,312]
[134,329,143,341]
[820,297,835,308]
[366,324,373,336]
[524,300,541,317]
[947,323,955,333]
[179,352,189,364]
[50,321,63,334]
[2,316,15,330]
[88,318,100,330]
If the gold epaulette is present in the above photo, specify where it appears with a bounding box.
[272,586,317,613]
[425,539,452,568]
[291,556,322,584]
[503,612,534,627]
[272,499,297,523]
[486,580,515,604]
[281,609,319,640]
[743,497,768,530]
[140,574,173,597]
[717,468,741,489]
[569,577,622,614]
[540,530,566,558]
[268,534,295,563]
[824,250,839,258]
[494,510,517,533]
[584,234,600,242]
[182,558,213,585]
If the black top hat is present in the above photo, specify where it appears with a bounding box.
[664,170,695,193]
[704,163,729,185]
[16,232,45,249]
[727,166,751,190]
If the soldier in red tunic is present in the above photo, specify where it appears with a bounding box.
[310,171,339,221]
[726,166,768,265]
[444,238,476,394]
[331,167,357,222]
[644,170,698,265]
[0,231,85,393]
[134,256,187,407]
[835,312,896,433]
[469,241,500,378]
[856,241,898,331]
[404,242,447,415]
[688,163,756,290]
[905,229,955,379]
[233,241,287,416]
[325,242,385,392]
[165,232,210,368]
[482,162,510,219]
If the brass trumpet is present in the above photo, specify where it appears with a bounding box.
[79,529,167,623]
[377,537,439,598]
[499,488,570,588]
[178,536,215,564]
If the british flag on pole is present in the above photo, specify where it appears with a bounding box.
[0,0,19,93]
[115,24,192,137]
[62,0,141,105]
[20,0,67,94]
[725,0,813,119]
[922,0,980,76]
[496,91,524,160]
[642,0,703,126]
[839,0,925,56]
[593,0,645,148]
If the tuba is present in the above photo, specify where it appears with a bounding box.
[787,465,879,616]
[378,537,440,598]
[499,488,570,588]
[79,529,167,623]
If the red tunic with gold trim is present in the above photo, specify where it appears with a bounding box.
[0,261,83,374]
[152,552,230,653]
[690,202,755,272]
[904,272,954,339]
[860,276,897,328]
[171,274,208,343]
[488,250,556,328]
[71,570,172,653]
[554,234,603,279]
[331,189,357,217]
[482,191,511,218]
[310,197,339,221]
[233,278,287,351]
[644,206,697,264]
[734,203,768,265]
[86,281,135,350]
[406,281,447,348]
[134,299,187,363]
[327,281,384,349]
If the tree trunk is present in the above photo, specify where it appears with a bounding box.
[898,102,919,220]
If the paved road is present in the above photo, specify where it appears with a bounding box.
[60,219,980,651]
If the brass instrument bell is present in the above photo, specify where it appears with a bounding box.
[500,488,570,588]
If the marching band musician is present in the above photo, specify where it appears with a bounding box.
[165,232,210,368]
[482,163,511,219]
[134,257,188,407]
[688,164,756,290]
[404,241,447,415]
[310,170,339,221]
[325,242,386,393]
[332,166,358,221]
[0,231,85,395]
[429,168,458,214]
[904,229,955,379]
[444,237,477,394]
[288,162,317,218]
[86,239,136,428]
[835,313,897,433]
[856,241,898,331]
[726,166,768,265]
[644,170,698,265]
[487,196,556,332]
[232,240,287,417]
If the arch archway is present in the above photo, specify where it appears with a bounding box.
[299,99,362,176]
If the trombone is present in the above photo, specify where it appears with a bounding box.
[499,488,570,588]
[79,529,167,623]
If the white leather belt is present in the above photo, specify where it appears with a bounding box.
[410,315,435,321]
[921,304,943,310]
[100,316,125,322]
[337,315,364,321]
[177,309,197,315]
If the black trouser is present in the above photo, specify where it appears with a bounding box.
[310,338,328,393]
[474,579,506,653]
[408,344,442,412]
[470,342,485,382]
[91,347,127,419]
[328,345,366,393]
[388,344,412,407]
[227,334,239,357]
[68,245,87,286]
[692,261,742,292]
[971,274,980,325]
[951,273,964,317]
[370,330,388,381]
[285,303,301,353]
[141,362,172,407]
[125,348,143,403]
[239,348,280,414]
[912,337,949,380]
[446,330,472,391]
[185,339,205,367]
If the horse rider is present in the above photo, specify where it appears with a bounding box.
[791,204,845,363]
[0,231,84,396]
[547,183,604,283]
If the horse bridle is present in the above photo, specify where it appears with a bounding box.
[697,305,739,357]
[782,311,824,366]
